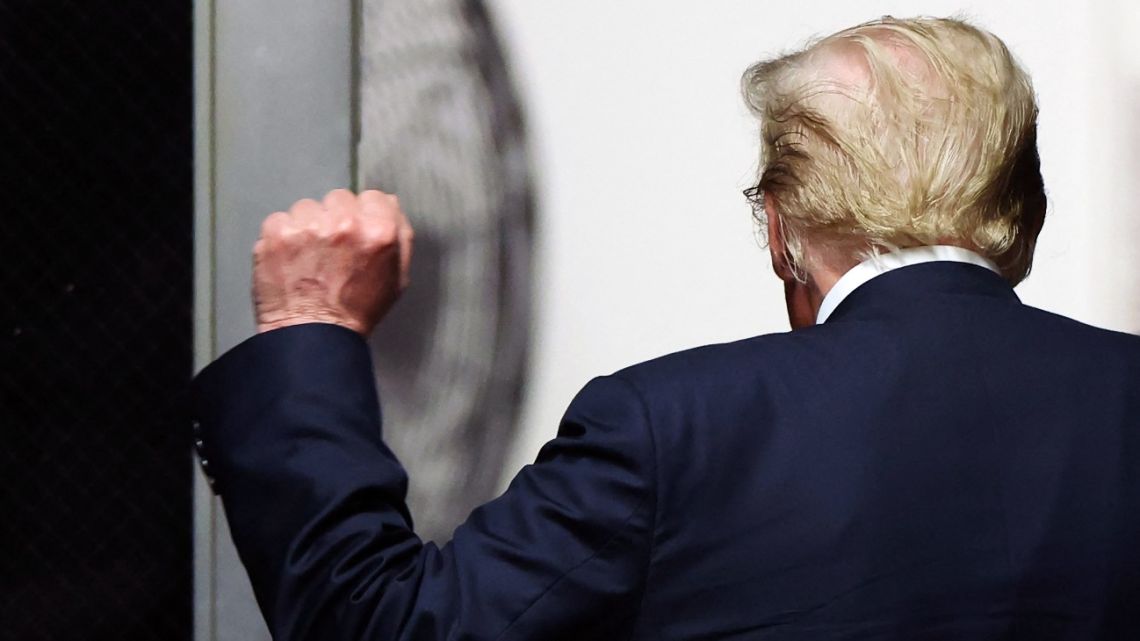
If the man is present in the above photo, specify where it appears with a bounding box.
[192,16,1140,640]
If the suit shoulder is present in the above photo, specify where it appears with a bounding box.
[609,329,816,391]
[1020,304,1140,355]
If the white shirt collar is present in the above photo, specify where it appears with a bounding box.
[815,245,1001,324]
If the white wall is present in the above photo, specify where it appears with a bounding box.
[488,0,1140,476]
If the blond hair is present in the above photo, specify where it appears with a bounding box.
[742,16,1046,284]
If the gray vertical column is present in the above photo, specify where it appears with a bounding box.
[192,0,217,638]
[193,1,357,639]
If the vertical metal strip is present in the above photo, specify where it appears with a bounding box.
[350,0,363,192]
[192,0,218,639]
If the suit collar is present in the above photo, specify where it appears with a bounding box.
[822,261,1020,324]
[817,246,1001,324]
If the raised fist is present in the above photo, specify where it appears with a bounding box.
[252,189,413,336]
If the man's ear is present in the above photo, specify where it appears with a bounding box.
[765,193,796,283]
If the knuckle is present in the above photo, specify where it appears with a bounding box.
[363,220,398,247]
[332,214,356,236]
[260,211,289,237]
[289,197,321,216]
[290,198,319,213]
[359,189,389,213]
[324,188,354,208]
[279,226,304,244]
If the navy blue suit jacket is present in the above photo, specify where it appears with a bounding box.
[192,263,1140,640]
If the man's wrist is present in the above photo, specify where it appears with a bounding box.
[257,314,367,336]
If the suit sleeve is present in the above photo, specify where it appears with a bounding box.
[191,323,657,641]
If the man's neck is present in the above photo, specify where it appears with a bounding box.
[786,266,845,329]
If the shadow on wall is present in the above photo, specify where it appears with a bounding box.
[357,0,534,542]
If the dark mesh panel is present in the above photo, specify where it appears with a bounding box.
[0,2,194,640]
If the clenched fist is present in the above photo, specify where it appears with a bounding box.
[252,189,413,336]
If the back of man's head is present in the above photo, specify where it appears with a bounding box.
[742,16,1046,284]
